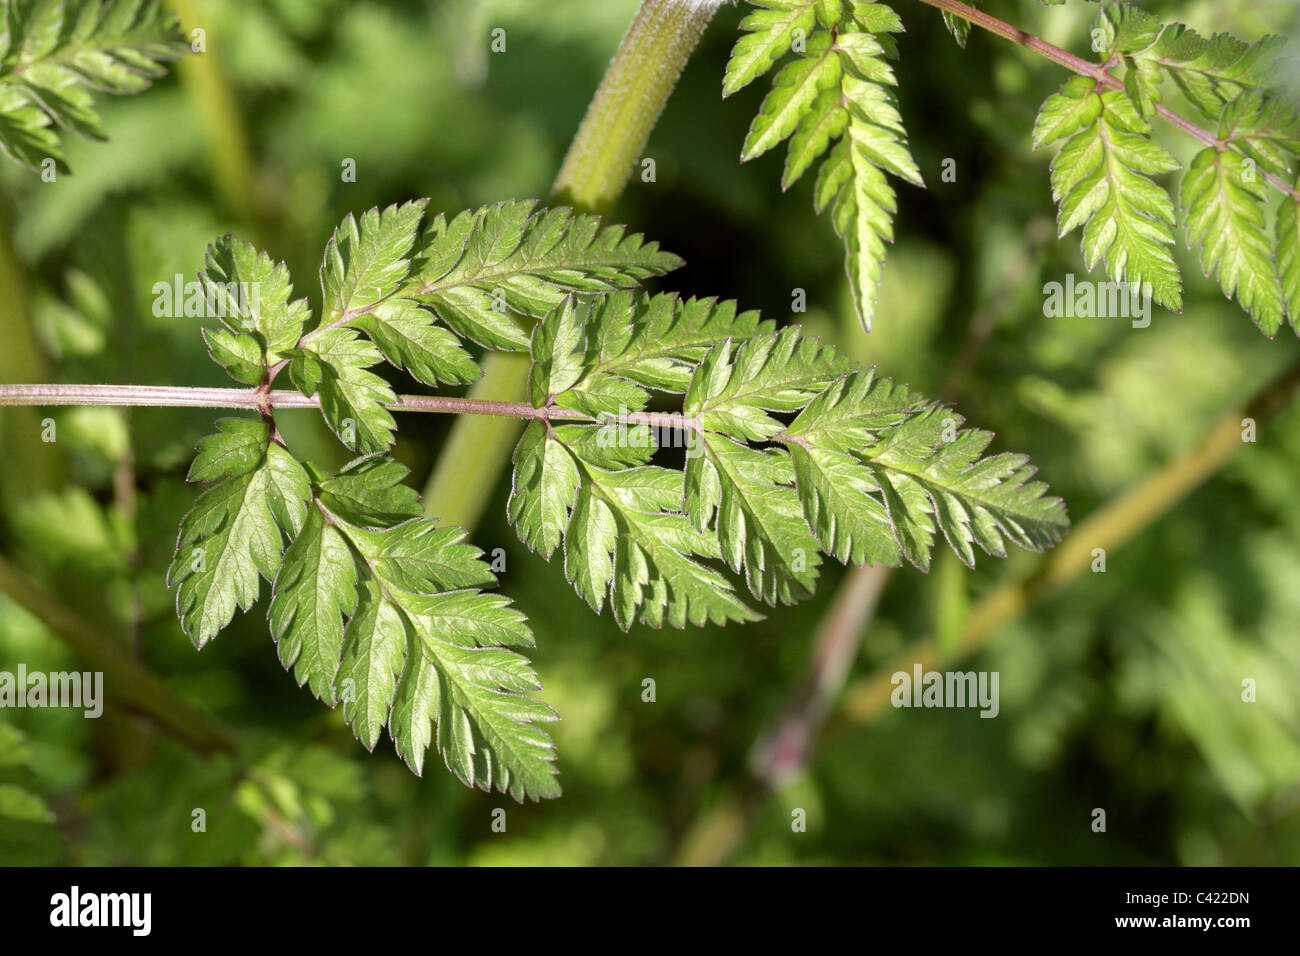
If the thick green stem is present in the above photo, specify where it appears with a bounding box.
[0,199,63,504]
[0,554,237,754]
[166,0,262,229]
[551,0,723,216]
[421,0,723,531]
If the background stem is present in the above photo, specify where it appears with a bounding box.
[551,0,723,216]
[420,0,723,531]
[0,554,236,754]
[166,0,264,230]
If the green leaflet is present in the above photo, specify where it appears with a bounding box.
[1181,147,1286,337]
[1036,80,1183,312]
[352,299,479,388]
[685,327,853,441]
[399,199,683,351]
[561,291,770,414]
[319,200,427,327]
[1278,184,1300,335]
[570,461,759,629]
[0,0,189,171]
[200,235,311,380]
[312,454,423,528]
[176,425,559,800]
[508,419,580,559]
[940,0,981,50]
[319,509,557,801]
[169,420,309,647]
[269,506,357,704]
[690,434,823,605]
[289,328,397,454]
[723,1,818,98]
[507,295,1069,625]
[728,0,919,332]
[1218,89,1300,182]
[859,406,1068,570]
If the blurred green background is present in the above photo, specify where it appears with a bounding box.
[2,0,1300,865]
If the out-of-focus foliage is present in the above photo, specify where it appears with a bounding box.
[0,0,189,173]
[0,0,1298,865]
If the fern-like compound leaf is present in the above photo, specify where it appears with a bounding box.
[179,204,1070,797]
[506,293,1069,626]
[177,425,560,800]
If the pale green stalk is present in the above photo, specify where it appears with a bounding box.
[421,0,725,530]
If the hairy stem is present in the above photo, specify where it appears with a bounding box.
[912,0,1300,201]
[421,0,724,531]
[0,383,700,431]
[552,0,724,215]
